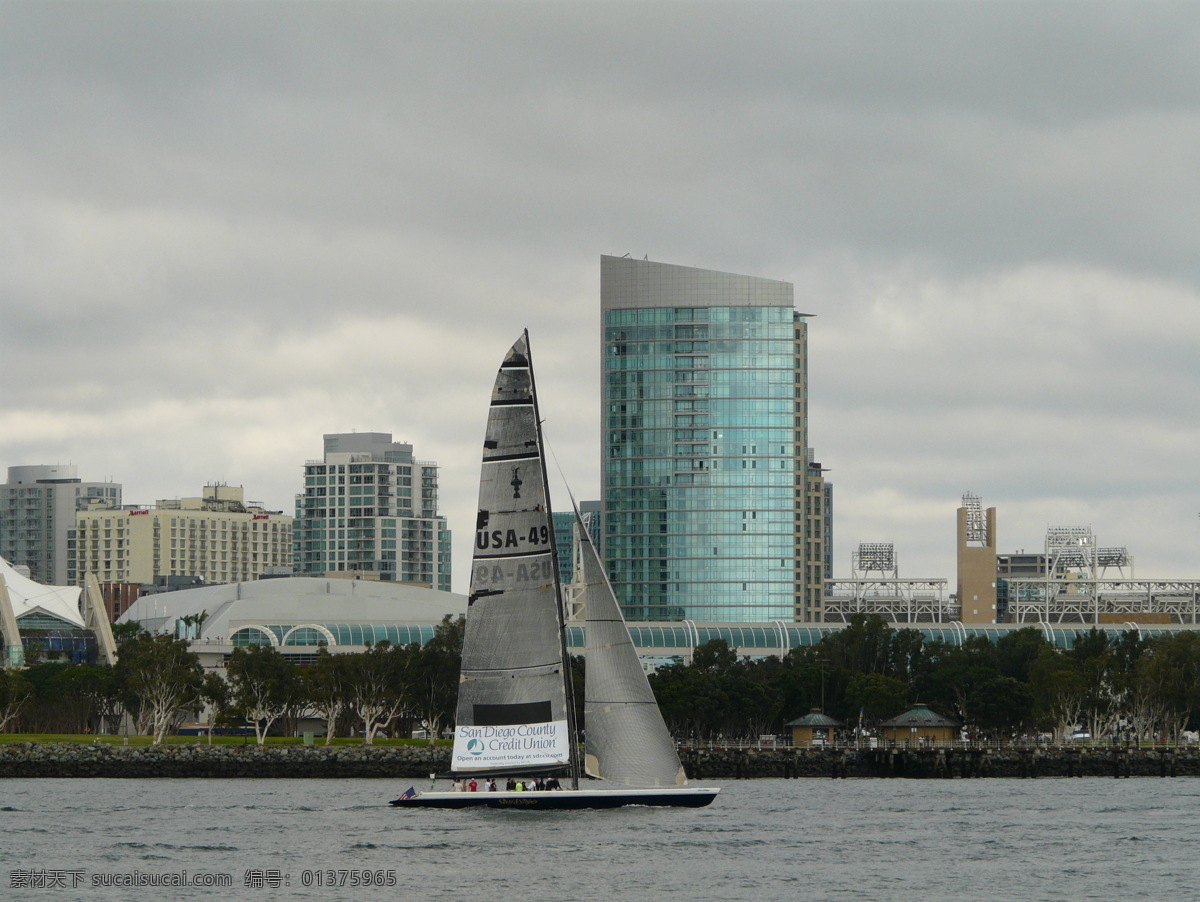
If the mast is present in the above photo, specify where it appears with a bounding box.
[524,329,582,790]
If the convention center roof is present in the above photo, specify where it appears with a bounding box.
[117,576,467,643]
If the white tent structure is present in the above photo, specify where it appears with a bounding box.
[0,555,86,628]
[0,555,118,668]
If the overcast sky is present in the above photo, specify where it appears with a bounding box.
[3,1,1198,593]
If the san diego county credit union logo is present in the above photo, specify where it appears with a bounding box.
[467,739,485,756]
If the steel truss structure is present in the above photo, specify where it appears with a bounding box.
[824,578,951,623]
[825,542,950,622]
[1003,525,1155,623]
[852,543,897,579]
[1007,579,1200,624]
[1045,526,1132,579]
[961,493,988,544]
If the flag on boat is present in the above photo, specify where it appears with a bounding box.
[396,786,416,801]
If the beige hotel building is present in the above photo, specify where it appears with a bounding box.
[71,484,292,587]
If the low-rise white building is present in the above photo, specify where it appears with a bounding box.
[116,575,467,667]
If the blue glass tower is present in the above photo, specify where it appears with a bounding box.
[601,256,815,623]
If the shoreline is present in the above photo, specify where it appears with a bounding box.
[2,742,1198,779]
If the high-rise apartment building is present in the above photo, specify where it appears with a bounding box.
[600,255,825,623]
[0,465,121,585]
[293,433,451,590]
[802,457,832,622]
[72,484,292,586]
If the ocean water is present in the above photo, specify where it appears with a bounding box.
[3,777,1198,901]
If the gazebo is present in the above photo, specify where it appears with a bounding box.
[785,708,844,748]
[879,704,960,747]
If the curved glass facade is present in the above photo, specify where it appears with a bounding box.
[229,621,1163,653]
[602,257,803,623]
[230,626,277,646]
[231,622,439,648]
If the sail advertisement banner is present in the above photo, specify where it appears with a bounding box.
[451,721,571,773]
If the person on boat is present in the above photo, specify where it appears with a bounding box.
[505,777,516,791]
[545,776,560,790]
[487,778,497,792]
[452,778,465,792]
[514,780,525,792]
[467,778,478,792]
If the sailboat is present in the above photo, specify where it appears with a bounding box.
[391,332,718,810]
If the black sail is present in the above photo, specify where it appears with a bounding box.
[450,332,573,775]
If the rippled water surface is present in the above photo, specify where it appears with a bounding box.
[4,777,1199,900]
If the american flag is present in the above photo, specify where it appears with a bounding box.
[396,786,417,801]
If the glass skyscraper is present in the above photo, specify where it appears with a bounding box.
[601,256,821,623]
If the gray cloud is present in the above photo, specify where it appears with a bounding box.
[2,1,1197,589]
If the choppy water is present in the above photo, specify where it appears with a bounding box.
[3,777,1198,900]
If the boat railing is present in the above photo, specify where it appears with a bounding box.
[679,737,1199,751]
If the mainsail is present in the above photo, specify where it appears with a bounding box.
[450,332,577,777]
[580,512,688,787]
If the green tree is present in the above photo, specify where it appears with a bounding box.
[227,645,299,745]
[0,669,33,732]
[650,663,729,742]
[199,672,235,745]
[815,615,893,675]
[692,638,739,674]
[706,659,776,741]
[412,615,464,744]
[1139,632,1200,740]
[14,664,71,732]
[965,675,1034,738]
[305,647,349,745]
[1029,646,1085,741]
[115,633,204,744]
[15,664,117,733]
[345,642,418,744]
[111,621,146,644]
[176,610,209,640]
[844,672,909,727]
[1072,629,1119,742]
[994,628,1053,683]
[914,637,999,728]
[775,655,852,726]
[55,664,118,734]
[887,629,929,684]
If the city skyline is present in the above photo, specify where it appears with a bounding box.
[3,3,1198,594]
